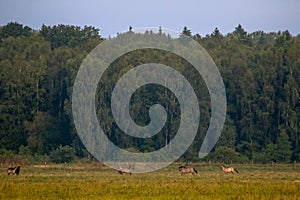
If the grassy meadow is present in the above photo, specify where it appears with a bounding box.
[0,163,299,200]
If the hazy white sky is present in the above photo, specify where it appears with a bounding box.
[1,0,299,38]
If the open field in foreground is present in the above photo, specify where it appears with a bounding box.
[0,163,299,200]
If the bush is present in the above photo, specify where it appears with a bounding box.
[49,145,76,163]
[206,146,249,163]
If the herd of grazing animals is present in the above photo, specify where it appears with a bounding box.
[116,164,240,175]
[4,164,240,176]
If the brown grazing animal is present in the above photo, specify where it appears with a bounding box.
[7,166,21,175]
[221,164,239,174]
[118,166,132,175]
[178,166,198,175]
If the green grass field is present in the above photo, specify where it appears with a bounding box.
[0,163,299,200]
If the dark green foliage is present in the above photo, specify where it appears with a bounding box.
[40,24,100,49]
[49,145,76,163]
[0,22,32,41]
[0,22,299,163]
[273,129,292,162]
[206,146,248,163]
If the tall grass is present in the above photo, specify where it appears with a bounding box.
[0,164,299,199]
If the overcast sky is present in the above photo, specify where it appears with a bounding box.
[1,0,299,38]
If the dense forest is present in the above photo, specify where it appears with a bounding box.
[0,22,299,164]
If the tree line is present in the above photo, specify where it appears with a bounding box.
[0,22,299,164]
